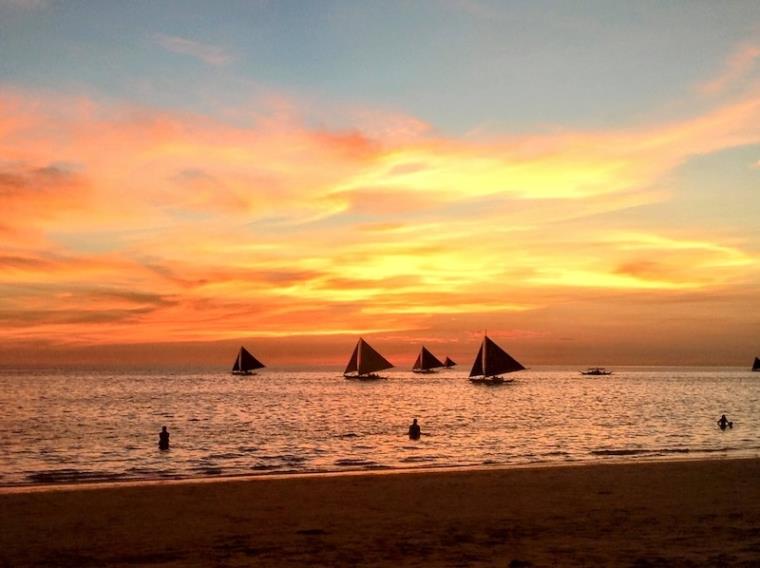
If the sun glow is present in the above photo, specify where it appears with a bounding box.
[1,67,759,362]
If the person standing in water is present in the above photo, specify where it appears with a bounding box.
[158,426,170,450]
[717,415,733,430]
[408,418,421,440]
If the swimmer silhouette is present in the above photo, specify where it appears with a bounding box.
[717,415,733,431]
[158,426,170,450]
[408,418,421,440]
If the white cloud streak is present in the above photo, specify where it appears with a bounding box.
[154,33,233,66]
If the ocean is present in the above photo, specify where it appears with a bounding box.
[1,367,758,487]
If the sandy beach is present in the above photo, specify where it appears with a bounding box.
[2,458,759,567]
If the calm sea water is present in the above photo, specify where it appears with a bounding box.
[1,367,758,486]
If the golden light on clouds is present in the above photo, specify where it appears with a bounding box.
[1,79,759,364]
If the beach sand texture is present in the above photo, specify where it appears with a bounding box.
[2,458,759,567]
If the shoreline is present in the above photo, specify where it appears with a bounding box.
[2,450,757,495]
[2,456,759,566]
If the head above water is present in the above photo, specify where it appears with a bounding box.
[412,419,417,424]
[161,426,167,432]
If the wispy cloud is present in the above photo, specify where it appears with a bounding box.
[699,43,760,95]
[154,33,233,66]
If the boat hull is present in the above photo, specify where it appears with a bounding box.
[231,371,256,376]
[580,368,612,376]
[344,374,387,381]
[412,369,438,374]
[469,376,515,385]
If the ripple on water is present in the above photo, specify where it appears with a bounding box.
[399,455,437,463]
[190,466,223,475]
[334,458,379,467]
[590,448,691,457]
[25,469,128,484]
[126,466,162,475]
[251,463,278,471]
[281,455,307,464]
[3,368,760,486]
[208,452,244,460]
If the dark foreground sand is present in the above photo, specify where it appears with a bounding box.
[2,458,760,567]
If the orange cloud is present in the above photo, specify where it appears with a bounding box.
[699,43,760,95]
[0,85,759,361]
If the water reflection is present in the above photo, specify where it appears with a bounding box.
[0,368,758,485]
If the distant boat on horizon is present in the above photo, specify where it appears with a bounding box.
[344,338,393,380]
[443,356,457,369]
[468,335,525,385]
[580,367,613,376]
[231,346,265,375]
[412,346,445,374]
[753,357,760,372]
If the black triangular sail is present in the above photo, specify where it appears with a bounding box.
[469,344,484,377]
[344,344,359,375]
[753,357,760,371]
[421,347,444,370]
[344,338,393,376]
[413,346,444,371]
[357,338,393,375]
[444,357,456,368]
[483,336,525,376]
[469,335,524,378]
[232,346,265,374]
[412,352,422,370]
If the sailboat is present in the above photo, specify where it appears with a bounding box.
[231,346,265,375]
[343,338,394,380]
[753,357,760,372]
[412,346,445,374]
[443,357,457,369]
[468,335,525,385]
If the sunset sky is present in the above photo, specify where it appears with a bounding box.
[1,1,759,366]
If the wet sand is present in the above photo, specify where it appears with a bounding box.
[2,458,759,566]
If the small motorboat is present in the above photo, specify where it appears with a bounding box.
[580,367,613,376]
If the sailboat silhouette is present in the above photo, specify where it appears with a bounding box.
[468,335,525,385]
[343,338,393,380]
[231,346,265,375]
[412,346,445,374]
